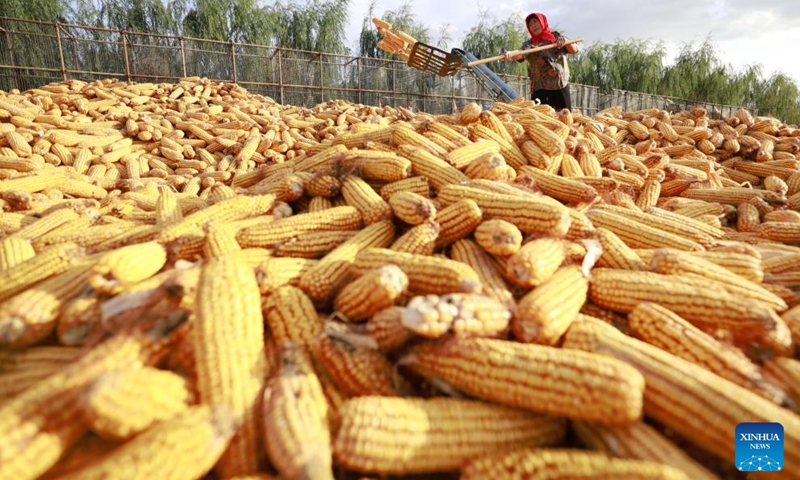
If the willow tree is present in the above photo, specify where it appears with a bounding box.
[461,13,528,77]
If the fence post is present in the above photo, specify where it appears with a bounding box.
[230,42,237,83]
[121,32,131,83]
[319,52,324,103]
[3,28,22,91]
[356,57,362,105]
[179,37,187,78]
[55,23,68,81]
[277,49,284,105]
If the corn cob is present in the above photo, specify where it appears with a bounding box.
[398,144,469,190]
[393,124,449,158]
[650,248,786,310]
[333,396,567,475]
[461,448,690,480]
[297,220,396,303]
[473,218,523,257]
[437,184,571,236]
[57,405,239,480]
[573,421,719,480]
[90,241,167,295]
[585,208,704,251]
[513,266,588,345]
[202,221,242,259]
[0,237,36,271]
[405,337,644,425]
[263,342,334,480]
[681,187,785,205]
[307,196,333,213]
[450,239,516,309]
[563,316,800,475]
[334,265,409,322]
[589,268,781,346]
[364,306,413,353]
[764,210,800,223]
[518,165,598,203]
[82,366,192,440]
[688,250,764,282]
[303,173,341,198]
[446,139,501,169]
[0,241,83,302]
[390,221,440,255]
[762,357,800,402]
[521,139,553,169]
[237,205,362,248]
[434,198,483,247]
[758,221,800,244]
[380,176,431,201]
[471,124,528,169]
[0,312,188,480]
[57,293,102,346]
[255,257,317,293]
[158,194,275,244]
[352,247,482,295]
[763,252,800,274]
[273,230,357,259]
[737,201,761,232]
[523,121,566,157]
[341,174,392,225]
[313,334,399,397]
[263,285,325,349]
[595,227,648,270]
[0,263,92,348]
[194,255,267,477]
[505,237,565,288]
[0,350,82,402]
[401,292,510,338]
[388,190,436,225]
[629,302,785,403]
[251,172,305,201]
[338,151,412,182]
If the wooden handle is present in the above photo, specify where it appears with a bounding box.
[466,38,584,68]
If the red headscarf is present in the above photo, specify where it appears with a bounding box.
[525,12,557,44]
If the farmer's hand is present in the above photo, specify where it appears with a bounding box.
[556,37,566,48]
[502,51,513,62]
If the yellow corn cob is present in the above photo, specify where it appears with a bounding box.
[6,131,32,157]
[339,151,412,182]
[0,237,36,271]
[0,263,92,348]
[682,187,785,205]
[297,220,396,303]
[0,241,83,302]
[380,176,431,201]
[10,209,78,245]
[585,208,704,251]
[307,196,333,213]
[434,198,483,248]
[758,221,800,244]
[194,255,267,477]
[563,316,800,475]
[0,350,82,402]
[461,448,690,480]
[397,144,469,190]
[762,357,800,402]
[365,306,413,353]
[764,175,789,195]
[255,257,317,293]
[428,120,473,148]
[437,184,571,236]
[341,174,393,225]
[559,152,584,177]
[518,165,598,204]
[251,172,305,202]
[459,103,482,124]
[480,110,516,144]
[635,179,661,210]
[0,313,188,480]
[589,268,781,347]
[764,210,800,223]
[450,239,515,309]
[521,139,553,169]
[474,218,523,257]
[158,194,275,244]
[90,241,167,295]
[393,124,449,158]
[388,190,437,225]
[57,293,102,346]
[650,248,786,311]
[514,266,588,345]
[506,237,565,288]
[263,285,325,349]
[471,124,528,169]
[628,302,786,403]
[313,334,399,397]
[401,292,510,338]
[405,336,643,424]
[464,151,514,181]
[303,173,341,198]
[353,247,482,295]
[0,155,44,172]
[237,206,362,248]
[390,221,440,255]
[446,140,501,169]
[334,265,409,322]
[82,366,192,441]
[763,252,800,275]
[595,227,648,270]
[523,121,566,157]
[202,221,242,259]
[57,404,239,480]
[0,170,65,194]
[737,201,761,232]
[263,342,333,480]
[273,230,357,259]
[333,396,566,475]
[573,420,719,480]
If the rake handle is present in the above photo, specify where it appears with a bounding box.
[466,38,584,68]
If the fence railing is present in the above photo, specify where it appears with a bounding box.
[0,16,756,118]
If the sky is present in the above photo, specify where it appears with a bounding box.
[341,0,800,85]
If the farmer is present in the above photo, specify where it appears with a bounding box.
[502,12,580,110]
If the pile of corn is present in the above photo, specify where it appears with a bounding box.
[2,77,800,480]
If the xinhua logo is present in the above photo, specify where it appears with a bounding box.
[735,422,784,472]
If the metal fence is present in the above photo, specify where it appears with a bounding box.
[0,16,755,117]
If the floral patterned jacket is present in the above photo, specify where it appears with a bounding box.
[517,31,570,91]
